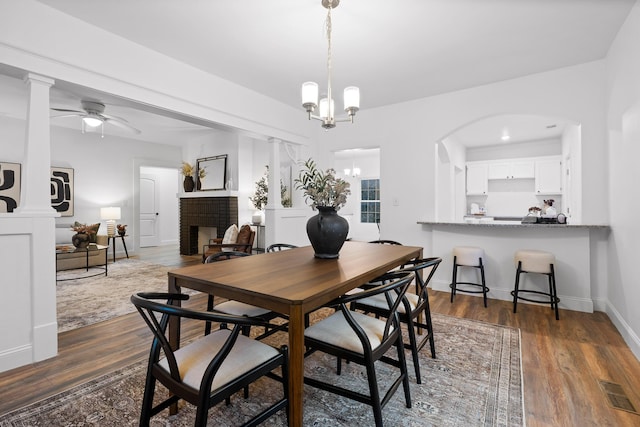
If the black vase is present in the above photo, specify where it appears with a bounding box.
[72,233,90,249]
[183,176,195,192]
[306,206,349,259]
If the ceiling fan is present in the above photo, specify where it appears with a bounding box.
[51,100,141,135]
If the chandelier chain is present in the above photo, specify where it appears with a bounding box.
[325,2,333,118]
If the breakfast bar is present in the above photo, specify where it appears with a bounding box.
[418,220,609,313]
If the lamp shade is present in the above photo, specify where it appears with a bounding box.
[100,206,121,220]
[319,97,334,119]
[343,86,360,111]
[301,82,319,108]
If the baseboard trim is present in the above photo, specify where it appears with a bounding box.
[431,279,594,313]
[603,301,640,361]
[0,344,33,373]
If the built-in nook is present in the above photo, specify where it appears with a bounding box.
[179,196,238,255]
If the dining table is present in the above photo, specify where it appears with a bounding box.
[167,240,423,426]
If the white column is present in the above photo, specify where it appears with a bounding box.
[16,73,56,215]
[266,137,282,209]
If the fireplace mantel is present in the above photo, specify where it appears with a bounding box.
[177,190,239,199]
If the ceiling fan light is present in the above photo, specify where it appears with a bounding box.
[83,116,103,127]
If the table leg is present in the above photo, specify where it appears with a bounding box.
[168,276,181,415]
[120,236,129,258]
[112,237,116,263]
[288,305,305,427]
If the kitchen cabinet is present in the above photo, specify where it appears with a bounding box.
[488,160,534,180]
[466,163,488,195]
[535,157,562,194]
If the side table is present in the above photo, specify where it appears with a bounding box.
[107,234,129,262]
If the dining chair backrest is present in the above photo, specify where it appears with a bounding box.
[130,292,288,426]
[266,243,298,252]
[204,250,251,263]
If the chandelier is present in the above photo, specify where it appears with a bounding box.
[301,0,360,130]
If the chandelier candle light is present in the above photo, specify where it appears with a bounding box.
[302,0,359,129]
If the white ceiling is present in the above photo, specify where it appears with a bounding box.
[1,0,635,146]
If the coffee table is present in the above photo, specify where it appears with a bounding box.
[55,244,109,281]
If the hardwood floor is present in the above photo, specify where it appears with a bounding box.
[1,245,639,426]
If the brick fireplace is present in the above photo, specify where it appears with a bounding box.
[179,196,238,255]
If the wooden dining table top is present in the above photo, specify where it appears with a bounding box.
[167,241,423,315]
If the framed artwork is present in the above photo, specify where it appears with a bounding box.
[0,162,21,213]
[51,167,74,216]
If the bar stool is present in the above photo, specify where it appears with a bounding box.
[450,246,489,307]
[512,250,560,320]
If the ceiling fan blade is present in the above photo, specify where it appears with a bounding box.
[100,113,130,123]
[51,108,84,114]
[51,113,86,119]
[104,117,141,134]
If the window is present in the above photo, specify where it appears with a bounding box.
[360,179,380,223]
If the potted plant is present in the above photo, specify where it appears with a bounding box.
[249,168,269,224]
[181,161,195,192]
[70,222,98,248]
[294,158,351,258]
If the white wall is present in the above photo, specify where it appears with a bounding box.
[605,0,640,359]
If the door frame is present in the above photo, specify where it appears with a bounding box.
[133,158,180,254]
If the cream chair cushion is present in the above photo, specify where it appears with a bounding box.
[453,246,485,266]
[305,310,394,354]
[356,292,418,315]
[515,249,555,274]
[158,329,278,391]
[214,300,271,317]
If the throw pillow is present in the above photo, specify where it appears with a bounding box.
[236,224,252,245]
[221,224,239,244]
[88,223,100,243]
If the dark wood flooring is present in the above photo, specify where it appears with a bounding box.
[1,245,639,426]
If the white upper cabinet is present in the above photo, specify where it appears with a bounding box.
[488,160,534,180]
[466,163,488,195]
[535,157,562,194]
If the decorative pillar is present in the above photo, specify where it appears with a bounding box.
[16,73,56,215]
[266,137,282,209]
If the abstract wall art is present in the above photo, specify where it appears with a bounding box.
[0,162,21,213]
[51,167,74,216]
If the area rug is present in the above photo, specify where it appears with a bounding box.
[0,314,523,426]
[56,259,176,332]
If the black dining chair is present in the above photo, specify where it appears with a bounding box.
[130,292,288,427]
[303,271,413,427]
[266,243,298,252]
[204,251,287,340]
[351,257,442,384]
[368,239,403,246]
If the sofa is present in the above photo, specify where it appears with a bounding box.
[55,224,108,271]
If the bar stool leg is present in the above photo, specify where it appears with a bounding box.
[513,261,522,313]
[450,256,458,303]
[479,258,487,308]
[550,264,559,320]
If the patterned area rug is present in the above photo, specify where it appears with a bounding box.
[56,259,175,332]
[0,314,523,426]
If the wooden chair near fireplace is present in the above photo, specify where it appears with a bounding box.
[202,224,255,262]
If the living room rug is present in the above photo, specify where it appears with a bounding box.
[0,314,523,426]
[56,259,178,333]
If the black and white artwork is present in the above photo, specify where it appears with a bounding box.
[51,167,74,216]
[0,162,21,213]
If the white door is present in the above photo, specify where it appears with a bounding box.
[140,174,160,247]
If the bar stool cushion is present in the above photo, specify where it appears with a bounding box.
[453,246,485,266]
[515,250,555,274]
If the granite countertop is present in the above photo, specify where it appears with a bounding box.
[417,219,609,229]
